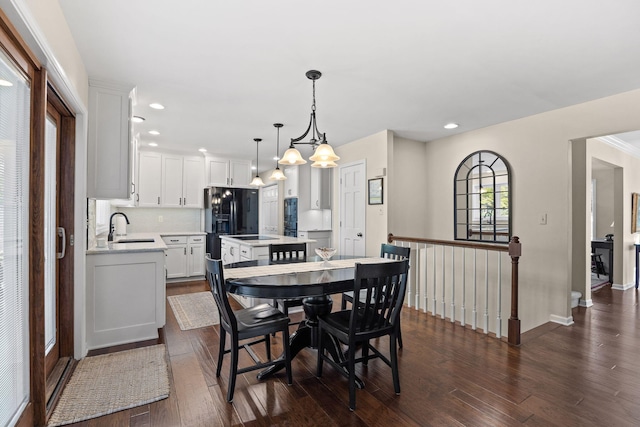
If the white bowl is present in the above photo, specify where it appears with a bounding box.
[315,247,337,261]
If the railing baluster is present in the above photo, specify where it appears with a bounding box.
[441,245,446,319]
[422,244,428,312]
[496,252,502,339]
[450,246,455,323]
[432,244,437,316]
[472,248,477,331]
[461,248,466,327]
[484,250,489,335]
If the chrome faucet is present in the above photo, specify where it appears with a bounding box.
[108,212,130,241]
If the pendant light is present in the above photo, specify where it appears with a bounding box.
[269,123,287,180]
[278,70,339,168]
[250,138,265,187]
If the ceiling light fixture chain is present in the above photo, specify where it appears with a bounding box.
[279,70,340,168]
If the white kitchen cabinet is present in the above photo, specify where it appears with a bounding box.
[298,230,331,254]
[137,151,162,207]
[221,239,240,265]
[183,156,205,207]
[138,151,204,208]
[283,166,299,198]
[163,235,188,279]
[163,234,206,279]
[239,244,269,261]
[310,167,331,209]
[162,154,205,208]
[187,235,206,276]
[162,154,184,207]
[87,78,135,199]
[207,156,252,187]
[86,250,165,350]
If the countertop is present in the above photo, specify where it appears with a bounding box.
[87,232,171,254]
[220,234,315,247]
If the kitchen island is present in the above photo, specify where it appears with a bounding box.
[86,233,167,350]
[219,234,316,308]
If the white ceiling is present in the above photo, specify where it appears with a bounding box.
[58,0,640,173]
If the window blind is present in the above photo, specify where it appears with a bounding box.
[0,48,31,427]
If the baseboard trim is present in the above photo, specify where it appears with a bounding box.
[611,282,634,291]
[579,298,593,307]
[550,314,574,326]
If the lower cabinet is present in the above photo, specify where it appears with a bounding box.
[163,234,206,279]
[297,230,332,254]
[86,250,166,350]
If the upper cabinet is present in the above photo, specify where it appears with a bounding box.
[87,79,136,199]
[207,156,251,187]
[138,150,205,208]
[137,151,162,207]
[283,166,299,198]
[310,167,331,209]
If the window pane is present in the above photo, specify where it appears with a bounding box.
[44,115,57,354]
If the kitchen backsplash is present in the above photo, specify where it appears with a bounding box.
[115,207,203,233]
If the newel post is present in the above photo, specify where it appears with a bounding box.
[508,236,521,346]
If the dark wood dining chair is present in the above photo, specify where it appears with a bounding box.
[269,243,307,323]
[206,257,292,402]
[316,259,410,411]
[341,243,410,347]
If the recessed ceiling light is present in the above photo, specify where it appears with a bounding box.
[149,103,165,110]
[198,148,207,153]
[444,123,459,129]
[0,79,13,87]
[251,166,257,171]
[148,142,158,147]
[273,156,280,161]
[132,116,145,123]
[148,130,160,135]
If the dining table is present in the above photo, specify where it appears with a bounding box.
[223,255,396,384]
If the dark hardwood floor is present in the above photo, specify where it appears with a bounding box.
[64,282,640,426]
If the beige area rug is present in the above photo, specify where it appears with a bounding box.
[48,344,169,426]
[168,291,220,330]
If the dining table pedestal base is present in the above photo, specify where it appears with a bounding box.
[256,294,364,389]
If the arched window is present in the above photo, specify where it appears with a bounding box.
[454,150,511,243]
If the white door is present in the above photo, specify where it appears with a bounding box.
[261,184,278,234]
[340,160,366,256]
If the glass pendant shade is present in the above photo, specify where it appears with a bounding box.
[269,167,287,180]
[279,147,307,165]
[309,142,340,163]
[250,175,265,186]
[311,160,338,168]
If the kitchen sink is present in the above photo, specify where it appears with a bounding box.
[115,238,155,243]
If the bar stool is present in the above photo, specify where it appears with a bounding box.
[591,253,605,277]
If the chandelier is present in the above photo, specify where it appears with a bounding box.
[278,70,340,168]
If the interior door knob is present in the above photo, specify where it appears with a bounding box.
[357,232,363,237]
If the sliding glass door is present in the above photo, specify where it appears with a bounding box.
[0,47,31,427]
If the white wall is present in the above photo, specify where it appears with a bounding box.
[592,164,615,239]
[333,130,390,256]
[424,89,640,331]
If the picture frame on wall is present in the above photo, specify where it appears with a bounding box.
[632,193,640,233]
[368,178,383,205]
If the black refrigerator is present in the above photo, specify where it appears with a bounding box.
[204,187,259,259]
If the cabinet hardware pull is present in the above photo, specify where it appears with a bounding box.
[184,197,186,205]
[184,248,186,255]
[191,247,193,255]
[157,196,160,205]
